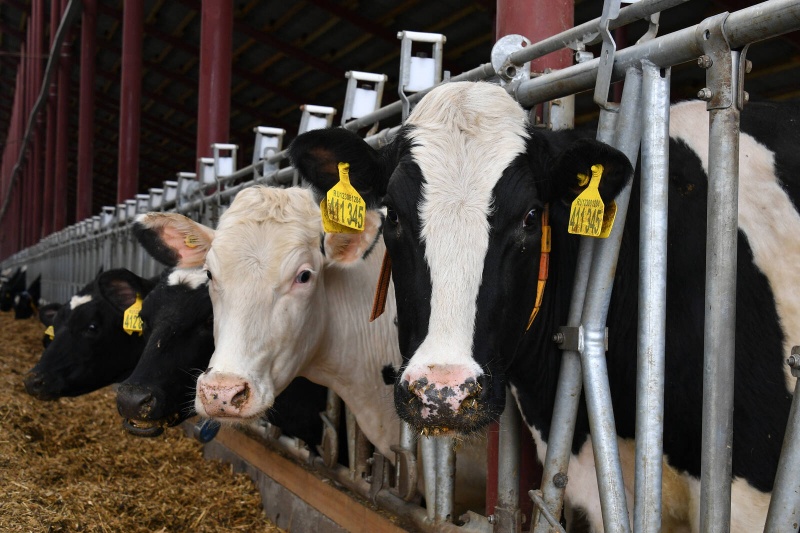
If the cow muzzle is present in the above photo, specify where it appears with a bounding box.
[117,383,179,437]
[196,372,256,419]
[23,371,59,401]
[397,364,489,434]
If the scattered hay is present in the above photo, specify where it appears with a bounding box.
[0,312,282,533]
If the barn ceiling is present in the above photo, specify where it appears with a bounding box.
[1,0,798,224]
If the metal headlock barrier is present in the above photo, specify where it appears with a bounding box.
[3,0,800,531]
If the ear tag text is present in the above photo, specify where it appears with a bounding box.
[320,162,365,234]
[44,325,55,340]
[123,294,144,336]
[569,164,611,238]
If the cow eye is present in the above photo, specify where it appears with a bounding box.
[386,207,398,224]
[206,270,213,280]
[86,323,98,333]
[295,270,312,284]
[523,209,539,228]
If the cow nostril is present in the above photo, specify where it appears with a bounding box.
[408,376,428,395]
[230,384,250,408]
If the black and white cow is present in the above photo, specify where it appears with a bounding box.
[289,81,798,531]
[115,263,332,449]
[23,269,156,400]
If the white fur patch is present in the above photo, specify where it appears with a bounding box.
[167,268,209,290]
[670,100,800,393]
[403,82,528,375]
[69,294,92,309]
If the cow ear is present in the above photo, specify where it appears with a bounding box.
[288,127,388,208]
[39,303,61,327]
[133,213,215,268]
[545,138,633,204]
[322,209,384,266]
[98,269,154,312]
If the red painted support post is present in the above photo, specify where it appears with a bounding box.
[53,0,72,231]
[42,0,60,237]
[196,0,233,164]
[116,0,144,205]
[488,0,574,526]
[23,25,33,248]
[32,0,46,242]
[76,0,96,221]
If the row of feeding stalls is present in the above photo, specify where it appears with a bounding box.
[4,0,800,531]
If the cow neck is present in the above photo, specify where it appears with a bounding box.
[526,205,551,331]
[302,245,402,460]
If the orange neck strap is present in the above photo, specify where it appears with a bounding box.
[526,205,550,331]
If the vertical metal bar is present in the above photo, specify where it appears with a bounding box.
[76,0,96,221]
[434,437,455,523]
[765,356,800,533]
[117,0,143,204]
[580,66,643,533]
[532,82,621,533]
[699,50,741,533]
[634,60,670,533]
[495,389,522,532]
[421,437,436,521]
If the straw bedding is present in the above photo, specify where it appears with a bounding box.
[0,311,281,532]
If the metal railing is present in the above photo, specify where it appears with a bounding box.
[3,1,800,531]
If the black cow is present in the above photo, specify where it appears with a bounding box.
[0,267,26,312]
[289,82,798,531]
[23,269,156,400]
[14,274,41,320]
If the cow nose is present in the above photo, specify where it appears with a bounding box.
[403,364,484,421]
[116,384,157,419]
[23,371,45,397]
[196,373,252,418]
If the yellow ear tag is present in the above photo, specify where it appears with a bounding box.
[44,325,55,340]
[320,162,366,234]
[123,294,144,336]
[568,164,607,238]
[184,234,199,248]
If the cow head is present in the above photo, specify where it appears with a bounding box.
[23,269,156,400]
[289,81,632,435]
[134,186,384,423]
[0,267,26,312]
[117,267,215,437]
[14,274,41,320]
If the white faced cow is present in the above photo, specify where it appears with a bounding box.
[134,186,486,512]
[288,81,798,532]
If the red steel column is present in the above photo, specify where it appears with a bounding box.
[32,0,45,242]
[116,0,144,204]
[76,0,96,220]
[42,0,60,237]
[195,0,233,163]
[488,0,575,523]
[23,25,33,248]
[496,0,574,71]
[53,0,72,231]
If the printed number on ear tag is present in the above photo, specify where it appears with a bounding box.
[123,295,144,336]
[569,164,613,238]
[320,162,366,234]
